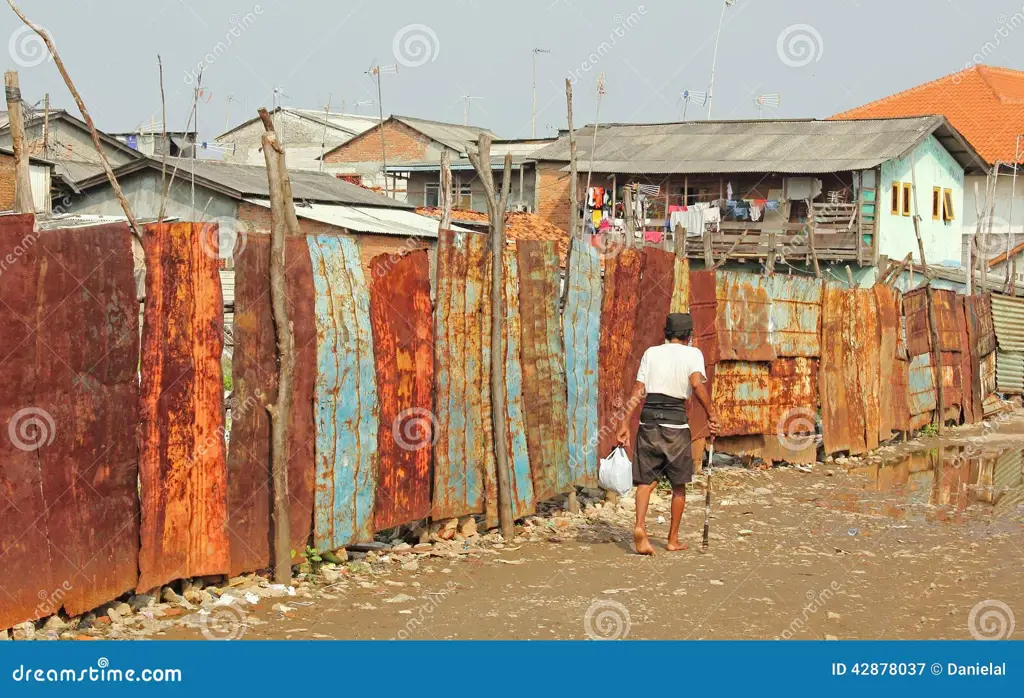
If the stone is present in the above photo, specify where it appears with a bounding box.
[649,491,664,506]
[458,516,478,538]
[738,529,754,536]
[322,549,347,564]
[0,629,8,641]
[183,588,208,605]
[115,602,132,617]
[752,487,772,496]
[12,621,35,640]
[413,543,433,553]
[392,542,412,552]
[160,587,181,604]
[129,594,156,612]
[825,470,835,477]
[618,497,636,512]
[106,607,124,625]
[384,593,417,604]
[272,603,293,613]
[43,615,67,632]
[402,559,420,571]
[827,611,841,620]
[321,568,345,584]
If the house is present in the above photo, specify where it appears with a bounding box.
[528,117,985,276]
[986,238,1024,288]
[215,107,380,170]
[320,115,498,200]
[0,147,58,213]
[832,65,1024,264]
[109,128,197,158]
[65,157,454,273]
[392,138,557,214]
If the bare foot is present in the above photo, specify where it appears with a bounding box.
[633,527,655,556]
[666,539,689,552]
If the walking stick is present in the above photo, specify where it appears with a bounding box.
[701,437,714,551]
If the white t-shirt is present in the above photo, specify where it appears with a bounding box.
[635,342,707,401]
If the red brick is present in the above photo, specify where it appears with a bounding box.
[324,121,432,165]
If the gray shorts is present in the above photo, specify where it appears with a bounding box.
[633,424,694,487]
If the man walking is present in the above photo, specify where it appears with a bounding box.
[616,313,718,555]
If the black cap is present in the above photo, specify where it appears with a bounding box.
[665,313,693,335]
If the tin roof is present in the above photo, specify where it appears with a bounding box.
[529,116,985,175]
[244,199,468,238]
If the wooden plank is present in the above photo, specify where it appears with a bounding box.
[564,239,602,488]
[369,250,434,531]
[670,256,690,314]
[308,235,378,550]
[139,222,228,592]
[518,240,571,502]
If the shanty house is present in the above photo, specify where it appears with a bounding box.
[528,116,984,276]
[320,115,498,200]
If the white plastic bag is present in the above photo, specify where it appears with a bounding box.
[599,447,633,496]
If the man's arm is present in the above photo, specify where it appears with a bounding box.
[615,381,646,448]
[689,372,719,435]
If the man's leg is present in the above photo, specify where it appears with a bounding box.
[633,481,657,555]
[666,484,688,551]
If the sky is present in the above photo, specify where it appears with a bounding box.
[3,0,1023,145]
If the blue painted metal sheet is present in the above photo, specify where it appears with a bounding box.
[564,239,602,488]
[308,235,379,550]
[716,271,776,362]
[908,352,937,418]
[501,248,535,520]
[768,275,823,358]
[433,230,487,520]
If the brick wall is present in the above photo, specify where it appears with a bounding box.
[0,152,16,210]
[236,201,433,273]
[535,161,575,231]
[323,121,431,165]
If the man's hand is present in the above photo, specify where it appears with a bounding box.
[707,412,720,436]
[616,421,631,449]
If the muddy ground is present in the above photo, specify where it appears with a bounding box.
[28,410,1023,642]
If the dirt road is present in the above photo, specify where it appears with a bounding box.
[147,412,1024,641]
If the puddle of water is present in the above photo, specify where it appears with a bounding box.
[826,445,1024,525]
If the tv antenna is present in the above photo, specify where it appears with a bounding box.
[366,61,399,197]
[754,92,780,118]
[679,89,707,121]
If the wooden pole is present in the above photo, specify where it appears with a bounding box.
[565,79,579,241]
[908,154,930,278]
[980,164,998,292]
[258,108,296,583]
[712,228,751,269]
[4,71,33,213]
[674,223,686,258]
[845,265,855,288]
[41,92,48,157]
[884,252,913,288]
[157,55,169,222]
[623,184,636,247]
[439,149,453,232]
[7,2,144,270]
[468,134,516,540]
[925,283,945,435]
[805,199,821,278]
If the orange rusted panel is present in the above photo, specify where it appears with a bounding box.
[957,296,979,424]
[903,288,931,357]
[711,358,817,441]
[370,250,434,531]
[967,293,997,358]
[597,248,642,459]
[715,271,776,362]
[874,285,906,440]
[226,237,316,575]
[688,270,718,447]
[931,289,962,352]
[138,222,229,592]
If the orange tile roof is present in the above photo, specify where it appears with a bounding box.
[831,65,1024,166]
[415,207,570,265]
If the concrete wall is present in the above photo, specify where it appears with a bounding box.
[879,135,965,266]
[963,174,1024,235]
[220,112,353,170]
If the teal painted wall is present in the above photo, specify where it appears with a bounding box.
[879,135,964,266]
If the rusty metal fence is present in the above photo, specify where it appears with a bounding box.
[0,218,1011,630]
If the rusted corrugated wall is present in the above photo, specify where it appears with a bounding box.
[597,248,642,458]
[308,235,379,550]
[433,230,488,519]
[688,271,718,448]
[227,237,317,575]
[517,240,570,502]
[874,285,909,437]
[564,239,602,487]
[369,250,434,531]
[908,353,937,429]
[622,249,676,437]
[903,288,931,357]
[139,222,228,592]
[820,285,880,455]
[967,293,997,358]
[931,289,962,352]
[716,272,776,362]
[957,295,981,425]
[769,276,822,358]
[0,218,140,628]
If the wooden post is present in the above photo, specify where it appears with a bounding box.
[873,254,889,286]
[258,108,296,583]
[439,149,453,232]
[703,220,714,267]
[845,265,855,288]
[712,228,751,269]
[806,199,821,278]
[468,134,516,541]
[41,92,48,157]
[884,252,913,288]
[908,153,930,278]
[674,224,686,258]
[157,56,169,222]
[623,184,635,247]
[766,232,777,275]
[565,79,579,241]
[925,283,945,434]
[4,71,33,213]
[980,165,998,292]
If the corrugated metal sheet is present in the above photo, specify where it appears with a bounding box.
[226,237,317,575]
[931,289,962,352]
[715,271,776,362]
[531,115,959,174]
[623,249,676,437]
[564,239,602,488]
[0,219,141,629]
[688,271,718,446]
[308,235,379,549]
[369,250,434,531]
[967,293,997,357]
[498,248,535,521]
[518,240,570,502]
[243,199,471,239]
[670,256,690,314]
[768,275,822,358]
[981,350,997,398]
[597,248,642,458]
[996,350,1024,395]
[992,294,1024,352]
[433,230,488,519]
[711,358,817,440]
[908,352,938,418]
[941,351,963,412]
[957,296,981,424]
[903,288,931,357]
[139,222,229,592]
[874,284,905,439]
